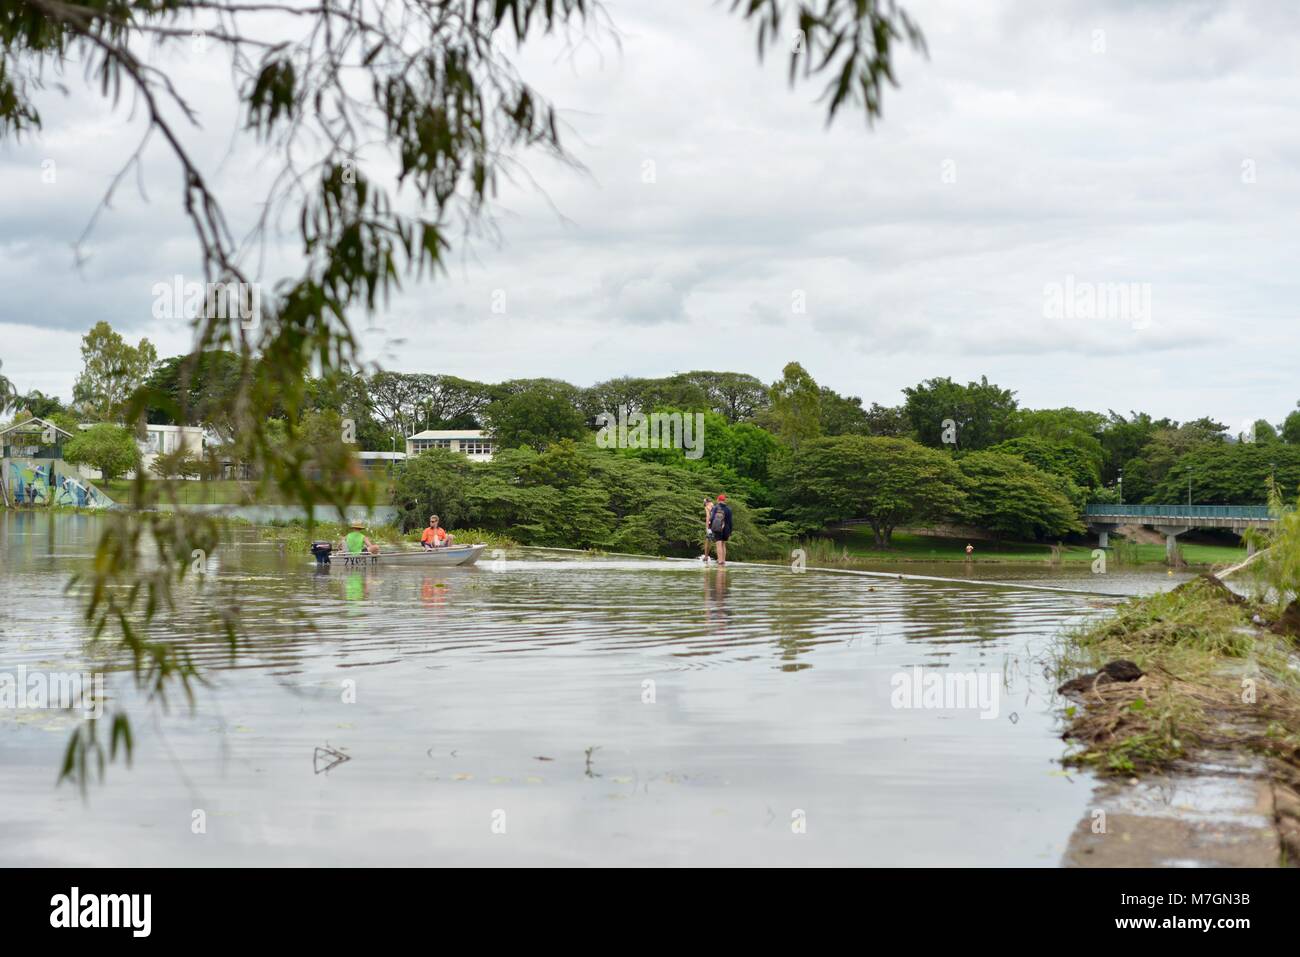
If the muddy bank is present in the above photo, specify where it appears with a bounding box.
[1055,574,1300,867]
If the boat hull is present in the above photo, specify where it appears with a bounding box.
[330,544,487,568]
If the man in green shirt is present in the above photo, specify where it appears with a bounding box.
[342,520,375,556]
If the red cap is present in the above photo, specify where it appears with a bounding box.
[716,493,727,502]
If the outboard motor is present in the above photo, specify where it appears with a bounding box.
[310,541,333,566]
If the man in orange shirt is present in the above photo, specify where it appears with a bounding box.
[421,514,454,549]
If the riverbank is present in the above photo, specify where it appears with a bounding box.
[1054,573,1300,866]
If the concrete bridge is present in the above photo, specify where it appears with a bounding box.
[1084,504,1278,560]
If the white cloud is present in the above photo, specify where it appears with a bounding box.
[1,0,1297,430]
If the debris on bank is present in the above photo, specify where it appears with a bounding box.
[1055,572,1300,867]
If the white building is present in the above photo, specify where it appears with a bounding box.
[405,429,496,462]
[76,422,206,479]
[139,423,205,463]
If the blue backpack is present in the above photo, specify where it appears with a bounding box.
[710,504,727,534]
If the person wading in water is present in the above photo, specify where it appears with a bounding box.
[710,493,733,566]
[702,497,715,564]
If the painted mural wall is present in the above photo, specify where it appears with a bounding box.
[5,459,111,508]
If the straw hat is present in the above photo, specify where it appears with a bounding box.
[349,519,365,529]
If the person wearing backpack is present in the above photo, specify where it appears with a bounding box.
[710,493,733,566]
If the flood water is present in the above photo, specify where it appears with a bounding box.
[0,512,1197,866]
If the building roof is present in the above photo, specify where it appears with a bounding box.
[408,429,493,440]
[0,417,74,441]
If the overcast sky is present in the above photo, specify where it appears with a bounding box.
[2,0,1298,432]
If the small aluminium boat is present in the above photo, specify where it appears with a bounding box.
[312,543,488,568]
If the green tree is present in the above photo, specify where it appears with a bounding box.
[143,351,243,437]
[469,443,784,556]
[416,375,492,430]
[149,447,201,480]
[773,436,965,546]
[1249,419,1279,443]
[391,447,476,531]
[902,375,1018,450]
[304,370,390,449]
[72,322,158,421]
[766,362,822,449]
[863,402,910,437]
[1099,410,1160,484]
[0,361,16,414]
[1148,443,1300,505]
[1135,420,1230,494]
[987,436,1101,489]
[582,376,652,421]
[519,438,590,487]
[14,389,67,420]
[581,375,710,422]
[1281,406,1300,445]
[1118,456,1155,503]
[818,387,872,435]
[1012,407,1105,472]
[484,380,587,450]
[1180,416,1231,444]
[954,451,1083,540]
[677,371,770,422]
[63,424,140,484]
[367,371,433,438]
[1247,482,1300,607]
[299,409,366,487]
[48,411,82,437]
[608,409,781,506]
[636,374,711,416]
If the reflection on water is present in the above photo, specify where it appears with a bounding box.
[0,513,1189,866]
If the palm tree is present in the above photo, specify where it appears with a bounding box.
[14,388,63,419]
[0,365,18,416]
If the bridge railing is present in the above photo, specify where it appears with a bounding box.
[1084,504,1275,520]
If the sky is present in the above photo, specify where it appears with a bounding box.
[1,0,1298,433]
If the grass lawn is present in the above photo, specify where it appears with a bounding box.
[823,526,1246,566]
[98,478,393,506]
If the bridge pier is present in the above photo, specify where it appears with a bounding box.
[1154,525,1191,564]
[1088,522,1121,548]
